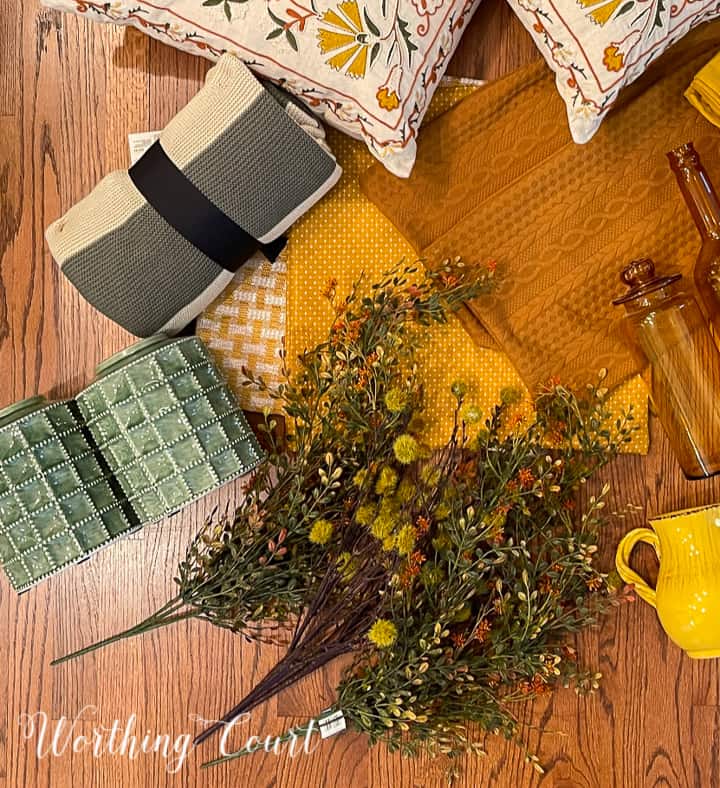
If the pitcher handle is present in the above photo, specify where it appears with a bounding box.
[615,528,660,608]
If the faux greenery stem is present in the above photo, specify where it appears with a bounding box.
[51,596,194,665]
[195,530,391,746]
[48,262,635,769]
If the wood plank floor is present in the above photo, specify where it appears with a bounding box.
[1,1,719,785]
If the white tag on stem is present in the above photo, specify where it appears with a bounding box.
[318,709,346,739]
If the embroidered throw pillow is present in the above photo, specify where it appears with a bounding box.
[507,0,720,142]
[42,0,480,176]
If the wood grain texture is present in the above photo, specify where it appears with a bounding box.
[448,1,540,79]
[1,1,719,785]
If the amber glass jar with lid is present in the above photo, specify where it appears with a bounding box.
[614,258,720,479]
[667,142,720,337]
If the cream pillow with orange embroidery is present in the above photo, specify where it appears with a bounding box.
[507,0,720,142]
[42,0,480,177]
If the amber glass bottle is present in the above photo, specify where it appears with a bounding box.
[667,142,720,336]
[614,258,720,480]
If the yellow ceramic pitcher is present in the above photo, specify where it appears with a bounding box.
[616,504,720,659]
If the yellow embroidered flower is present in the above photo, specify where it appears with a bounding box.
[602,44,624,72]
[368,618,397,648]
[309,518,334,544]
[317,0,370,79]
[577,0,625,26]
[376,86,400,111]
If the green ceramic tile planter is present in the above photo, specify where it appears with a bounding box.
[0,336,263,593]
[0,396,129,592]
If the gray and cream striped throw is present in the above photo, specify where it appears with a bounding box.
[45,54,342,337]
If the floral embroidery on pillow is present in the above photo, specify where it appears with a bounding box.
[577,0,626,26]
[46,0,479,175]
[602,44,624,71]
[508,0,720,142]
[317,2,373,79]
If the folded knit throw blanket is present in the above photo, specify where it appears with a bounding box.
[361,23,720,392]
[46,54,341,337]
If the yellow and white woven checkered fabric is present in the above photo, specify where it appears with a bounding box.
[197,251,286,413]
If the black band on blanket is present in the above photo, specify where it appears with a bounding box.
[129,141,285,271]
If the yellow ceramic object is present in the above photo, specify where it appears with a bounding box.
[616,504,720,659]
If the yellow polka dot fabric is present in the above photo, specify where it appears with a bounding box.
[286,79,649,452]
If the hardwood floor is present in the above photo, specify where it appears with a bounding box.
[1,1,719,785]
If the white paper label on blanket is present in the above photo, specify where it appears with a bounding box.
[318,709,346,739]
[128,131,161,166]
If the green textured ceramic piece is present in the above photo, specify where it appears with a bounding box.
[78,335,263,524]
[95,334,171,378]
[0,398,135,592]
[0,396,48,428]
[0,336,263,593]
